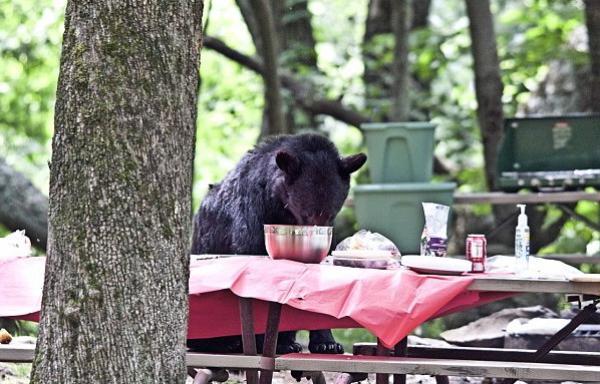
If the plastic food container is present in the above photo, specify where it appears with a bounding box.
[331,250,399,269]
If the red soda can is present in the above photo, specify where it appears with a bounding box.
[466,234,487,273]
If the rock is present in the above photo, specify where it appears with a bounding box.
[407,335,453,348]
[440,306,558,348]
[560,306,600,324]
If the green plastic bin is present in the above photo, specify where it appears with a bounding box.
[361,122,436,183]
[353,182,456,254]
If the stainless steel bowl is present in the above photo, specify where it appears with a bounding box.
[264,224,333,263]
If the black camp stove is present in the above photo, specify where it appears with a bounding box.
[496,115,600,191]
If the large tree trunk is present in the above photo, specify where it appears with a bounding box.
[465,0,504,191]
[30,1,203,383]
[0,157,48,250]
[249,0,288,137]
[585,0,600,112]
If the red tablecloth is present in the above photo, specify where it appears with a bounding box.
[0,256,510,348]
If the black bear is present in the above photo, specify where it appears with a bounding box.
[189,133,367,354]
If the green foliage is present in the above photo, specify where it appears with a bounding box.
[539,197,600,255]
[496,0,585,113]
[332,328,376,352]
[1,0,596,270]
[0,0,64,191]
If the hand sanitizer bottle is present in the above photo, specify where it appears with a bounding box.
[515,204,530,275]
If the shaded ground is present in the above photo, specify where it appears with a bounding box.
[1,362,487,384]
[2,362,584,384]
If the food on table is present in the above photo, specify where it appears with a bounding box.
[332,230,400,269]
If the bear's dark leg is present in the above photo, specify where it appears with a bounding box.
[187,335,243,354]
[256,331,302,354]
[276,331,303,354]
[308,329,344,354]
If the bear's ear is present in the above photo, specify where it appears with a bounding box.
[276,151,300,177]
[341,153,367,175]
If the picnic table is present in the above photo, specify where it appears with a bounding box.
[1,255,599,384]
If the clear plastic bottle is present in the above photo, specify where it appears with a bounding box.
[514,204,530,275]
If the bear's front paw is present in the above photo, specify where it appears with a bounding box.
[308,341,344,354]
[276,341,303,354]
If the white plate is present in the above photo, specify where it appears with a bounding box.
[331,250,395,259]
[401,255,471,275]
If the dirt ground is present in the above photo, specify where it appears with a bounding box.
[1,363,579,384]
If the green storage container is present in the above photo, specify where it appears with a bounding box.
[353,182,456,254]
[496,115,600,190]
[361,122,436,183]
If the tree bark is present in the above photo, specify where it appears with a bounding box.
[30,1,203,383]
[585,0,600,113]
[390,0,412,121]
[249,0,288,136]
[465,0,504,191]
[0,157,48,250]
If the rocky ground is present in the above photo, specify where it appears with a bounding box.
[0,363,499,384]
[0,362,30,384]
[1,363,585,384]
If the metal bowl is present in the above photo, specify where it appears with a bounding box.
[264,224,333,263]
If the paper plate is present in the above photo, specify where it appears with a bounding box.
[401,255,471,275]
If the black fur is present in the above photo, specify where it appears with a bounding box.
[189,133,366,354]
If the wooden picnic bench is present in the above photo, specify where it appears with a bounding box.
[0,343,273,383]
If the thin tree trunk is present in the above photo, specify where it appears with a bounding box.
[0,157,48,250]
[585,0,600,113]
[30,1,203,383]
[271,0,320,132]
[412,0,431,30]
[363,0,393,120]
[249,0,287,136]
[465,0,504,191]
[390,0,412,121]
[363,0,431,121]
[272,0,318,71]
[238,0,318,135]
[236,0,264,55]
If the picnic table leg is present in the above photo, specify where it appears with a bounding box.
[393,338,407,384]
[240,297,259,384]
[376,339,392,384]
[532,300,598,360]
[259,302,282,384]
